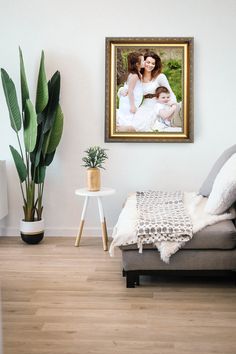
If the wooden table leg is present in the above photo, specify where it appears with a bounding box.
[101,218,108,251]
[75,196,89,247]
[97,197,108,251]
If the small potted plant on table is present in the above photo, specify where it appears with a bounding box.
[82,146,108,191]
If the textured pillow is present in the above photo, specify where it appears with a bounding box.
[199,144,236,197]
[205,153,236,215]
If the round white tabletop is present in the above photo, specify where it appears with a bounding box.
[75,187,116,197]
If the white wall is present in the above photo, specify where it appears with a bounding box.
[0,0,236,236]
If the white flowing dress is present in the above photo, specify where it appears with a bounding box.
[117,75,143,126]
[132,73,177,132]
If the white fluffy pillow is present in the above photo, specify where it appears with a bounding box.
[205,153,236,215]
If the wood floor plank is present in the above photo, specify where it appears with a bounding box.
[0,236,236,354]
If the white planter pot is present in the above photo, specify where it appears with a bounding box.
[20,219,44,244]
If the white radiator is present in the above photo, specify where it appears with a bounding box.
[0,161,8,219]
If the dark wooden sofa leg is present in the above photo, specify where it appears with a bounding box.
[126,271,140,288]
[232,270,236,286]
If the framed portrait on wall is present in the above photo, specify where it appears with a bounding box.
[105,37,194,143]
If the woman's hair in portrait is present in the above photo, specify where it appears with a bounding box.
[142,51,162,79]
[127,52,142,80]
[155,86,170,98]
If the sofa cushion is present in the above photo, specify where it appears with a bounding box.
[204,153,236,215]
[183,219,236,249]
[120,219,236,251]
[199,144,236,197]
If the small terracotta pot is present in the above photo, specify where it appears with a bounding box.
[87,168,100,191]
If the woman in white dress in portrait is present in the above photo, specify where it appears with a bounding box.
[117,51,182,132]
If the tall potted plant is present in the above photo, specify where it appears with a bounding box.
[1,48,64,244]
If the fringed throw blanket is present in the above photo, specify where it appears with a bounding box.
[109,192,235,263]
[136,191,193,252]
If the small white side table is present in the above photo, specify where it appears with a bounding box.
[75,187,115,251]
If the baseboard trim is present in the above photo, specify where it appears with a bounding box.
[0,226,114,237]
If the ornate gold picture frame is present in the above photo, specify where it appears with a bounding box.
[105,37,193,143]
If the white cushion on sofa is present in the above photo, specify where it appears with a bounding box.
[205,153,236,215]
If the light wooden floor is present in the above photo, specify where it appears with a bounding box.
[0,237,236,354]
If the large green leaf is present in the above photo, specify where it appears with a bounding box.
[9,145,27,183]
[37,111,45,125]
[35,51,48,114]
[47,104,64,154]
[19,47,29,111]
[34,165,46,184]
[1,69,22,132]
[44,151,56,166]
[30,124,44,169]
[43,71,60,134]
[24,99,37,152]
[42,131,50,158]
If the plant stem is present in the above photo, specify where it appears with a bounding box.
[37,182,44,220]
[20,181,27,205]
[16,132,24,161]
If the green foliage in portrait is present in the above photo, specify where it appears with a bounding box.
[162,60,182,102]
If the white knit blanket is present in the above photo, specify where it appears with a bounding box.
[109,192,235,263]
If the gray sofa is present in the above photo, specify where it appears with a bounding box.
[117,144,236,287]
[120,219,236,287]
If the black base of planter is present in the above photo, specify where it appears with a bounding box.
[20,232,44,244]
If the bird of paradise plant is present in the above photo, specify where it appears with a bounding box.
[1,48,64,221]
